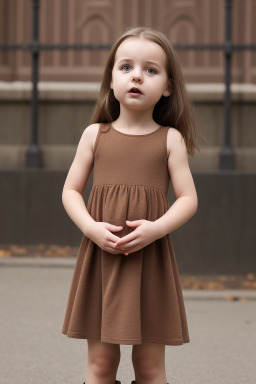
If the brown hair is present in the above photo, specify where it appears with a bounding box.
[91,27,200,155]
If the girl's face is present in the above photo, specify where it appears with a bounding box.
[111,37,171,113]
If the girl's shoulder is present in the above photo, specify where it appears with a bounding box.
[166,127,187,157]
[82,123,101,139]
[80,123,101,151]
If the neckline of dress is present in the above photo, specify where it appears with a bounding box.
[110,124,162,137]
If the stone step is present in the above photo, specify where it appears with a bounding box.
[1,145,256,171]
[1,82,256,171]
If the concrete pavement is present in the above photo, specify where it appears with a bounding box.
[0,257,255,384]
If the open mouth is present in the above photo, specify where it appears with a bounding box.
[129,87,143,94]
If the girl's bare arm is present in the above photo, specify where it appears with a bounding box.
[62,124,97,233]
[153,127,198,237]
[62,124,124,254]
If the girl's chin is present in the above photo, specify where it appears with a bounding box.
[120,100,157,112]
[121,105,153,113]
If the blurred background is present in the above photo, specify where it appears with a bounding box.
[0,0,255,278]
[1,4,255,384]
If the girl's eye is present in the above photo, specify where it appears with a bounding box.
[146,68,157,75]
[121,64,131,72]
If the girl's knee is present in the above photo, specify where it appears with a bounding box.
[132,357,160,381]
[87,340,120,379]
[91,356,118,378]
[132,344,165,381]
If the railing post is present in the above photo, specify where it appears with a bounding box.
[26,0,42,168]
[219,0,235,170]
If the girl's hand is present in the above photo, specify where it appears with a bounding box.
[113,220,161,255]
[87,222,126,254]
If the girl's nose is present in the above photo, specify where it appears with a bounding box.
[132,69,143,83]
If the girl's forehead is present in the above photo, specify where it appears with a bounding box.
[114,37,166,64]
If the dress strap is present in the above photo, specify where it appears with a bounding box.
[93,123,111,156]
[99,123,111,133]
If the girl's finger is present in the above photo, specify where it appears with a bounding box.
[105,244,126,254]
[107,229,123,243]
[123,245,140,255]
[106,224,123,232]
[108,234,122,245]
[107,237,128,251]
[113,231,137,247]
[126,220,143,227]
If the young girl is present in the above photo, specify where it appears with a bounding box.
[62,27,198,384]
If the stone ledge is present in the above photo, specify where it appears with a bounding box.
[0,145,76,170]
[0,81,100,101]
[187,83,256,101]
[1,81,256,102]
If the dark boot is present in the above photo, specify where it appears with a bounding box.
[131,381,169,384]
[83,381,121,384]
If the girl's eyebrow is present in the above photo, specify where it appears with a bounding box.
[116,59,161,68]
[145,61,161,69]
[116,58,133,64]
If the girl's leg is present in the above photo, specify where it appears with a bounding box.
[85,339,121,384]
[132,343,167,384]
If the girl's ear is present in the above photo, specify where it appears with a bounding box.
[163,88,171,97]
[110,79,113,89]
[163,81,171,97]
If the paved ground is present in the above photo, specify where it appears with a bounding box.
[0,257,255,384]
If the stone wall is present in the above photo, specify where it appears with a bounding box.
[1,0,256,83]
[0,170,255,275]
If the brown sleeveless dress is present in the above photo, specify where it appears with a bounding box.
[62,123,190,346]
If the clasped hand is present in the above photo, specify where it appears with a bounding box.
[88,220,160,256]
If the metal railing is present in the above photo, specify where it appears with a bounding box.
[1,0,256,170]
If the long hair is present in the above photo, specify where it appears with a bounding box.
[91,27,200,155]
